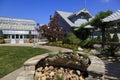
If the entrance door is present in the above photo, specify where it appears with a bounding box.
[11,35,16,44]
[19,35,24,44]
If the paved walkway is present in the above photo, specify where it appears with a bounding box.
[0,43,72,80]
[103,60,120,80]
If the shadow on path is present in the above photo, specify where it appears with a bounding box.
[104,61,120,80]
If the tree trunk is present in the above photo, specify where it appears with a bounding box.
[102,26,105,48]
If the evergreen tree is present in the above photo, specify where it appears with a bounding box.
[107,32,112,42]
[0,30,4,39]
[112,32,119,42]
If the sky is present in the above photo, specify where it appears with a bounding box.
[0,0,120,24]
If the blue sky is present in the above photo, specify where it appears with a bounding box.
[0,0,120,24]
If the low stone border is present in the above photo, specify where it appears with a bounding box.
[87,55,105,79]
[16,52,58,80]
[24,53,49,71]
[16,52,105,80]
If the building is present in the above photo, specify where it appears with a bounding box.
[54,8,93,34]
[0,16,38,43]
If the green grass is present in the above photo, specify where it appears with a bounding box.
[0,46,50,78]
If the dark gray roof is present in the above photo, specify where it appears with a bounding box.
[69,8,93,18]
[56,8,93,27]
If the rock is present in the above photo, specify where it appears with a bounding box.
[76,70,81,76]
[49,71,55,77]
[78,47,84,51]
[87,55,105,75]
[49,66,54,70]
[93,44,102,49]
[45,66,49,71]
[41,76,47,80]
[35,72,42,77]
[44,72,49,76]
[79,76,84,80]
[38,77,41,80]
[108,59,112,62]
[69,70,73,74]
[37,67,43,72]
[90,49,100,55]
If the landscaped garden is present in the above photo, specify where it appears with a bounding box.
[0,46,50,78]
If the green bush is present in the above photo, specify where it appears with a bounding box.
[112,32,119,42]
[0,30,4,39]
[107,32,112,42]
[80,38,94,48]
[96,35,101,43]
[102,32,119,56]
[0,39,5,44]
[62,33,80,45]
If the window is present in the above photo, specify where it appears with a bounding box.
[20,35,23,39]
[16,35,19,39]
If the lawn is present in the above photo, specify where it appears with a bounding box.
[0,46,50,78]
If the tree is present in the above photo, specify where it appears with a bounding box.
[106,32,112,42]
[74,23,90,40]
[90,10,112,47]
[112,32,119,42]
[38,15,64,41]
[0,30,4,39]
[0,30,5,43]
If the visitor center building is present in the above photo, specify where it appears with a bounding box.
[0,17,38,44]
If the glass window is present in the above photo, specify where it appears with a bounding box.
[12,35,14,38]
[16,35,19,39]
[20,35,23,39]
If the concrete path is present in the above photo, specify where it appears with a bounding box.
[0,43,72,80]
[104,60,120,80]
[0,67,24,80]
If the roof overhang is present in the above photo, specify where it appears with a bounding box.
[102,10,120,23]
[84,25,94,29]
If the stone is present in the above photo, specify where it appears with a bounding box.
[45,66,49,71]
[90,49,100,55]
[35,72,42,77]
[76,70,81,76]
[69,70,73,74]
[49,71,55,77]
[44,72,49,76]
[37,67,43,72]
[41,76,47,80]
[38,77,41,80]
[79,76,84,80]
[87,55,105,74]
[49,66,54,70]
[78,46,84,51]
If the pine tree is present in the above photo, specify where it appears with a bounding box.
[107,32,112,42]
[112,32,119,42]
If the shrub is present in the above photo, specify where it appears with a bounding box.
[95,35,101,43]
[0,30,4,39]
[62,33,80,45]
[112,32,119,42]
[107,32,112,42]
[102,32,119,56]
[0,39,5,44]
[80,38,94,48]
